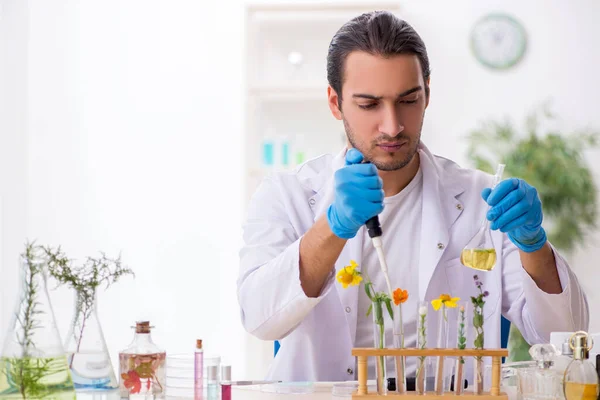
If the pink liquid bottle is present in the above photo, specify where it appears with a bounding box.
[194,339,204,400]
[221,365,232,400]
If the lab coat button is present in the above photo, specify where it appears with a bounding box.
[437,243,445,249]
[309,198,316,206]
[456,203,463,210]
[347,368,353,375]
[345,306,351,313]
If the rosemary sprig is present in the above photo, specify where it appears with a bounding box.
[44,246,134,368]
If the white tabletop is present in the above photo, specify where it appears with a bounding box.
[73,381,517,400]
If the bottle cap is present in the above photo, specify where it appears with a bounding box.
[207,365,219,381]
[134,321,152,334]
[196,339,203,349]
[529,344,558,369]
[221,365,231,382]
[570,331,593,361]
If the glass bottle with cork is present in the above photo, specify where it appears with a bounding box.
[118,321,166,399]
[194,339,203,400]
[564,331,599,400]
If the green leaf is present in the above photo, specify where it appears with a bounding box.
[385,298,394,320]
[473,313,483,329]
[473,333,483,349]
[366,303,372,317]
[364,283,373,301]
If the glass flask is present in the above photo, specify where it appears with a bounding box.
[0,247,76,399]
[461,163,505,271]
[64,289,118,391]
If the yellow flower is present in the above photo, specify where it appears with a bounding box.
[431,294,460,311]
[393,288,409,305]
[336,260,362,289]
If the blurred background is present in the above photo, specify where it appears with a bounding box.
[0,0,599,383]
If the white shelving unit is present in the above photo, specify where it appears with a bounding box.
[242,1,401,379]
[244,1,402,205]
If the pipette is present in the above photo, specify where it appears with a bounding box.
[366,215,394,298]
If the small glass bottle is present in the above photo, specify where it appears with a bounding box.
[517,344,562,400]
[194,340,203,400]
[118,321,166,399]
[564,332,600,400]
[207,365,219,400]
[221,365,232,400]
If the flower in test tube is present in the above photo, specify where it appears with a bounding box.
[335,260,362,289]
[418,305,428,316]
[393,288,409,306]
[122,370,142,394]
[431,294,461,311]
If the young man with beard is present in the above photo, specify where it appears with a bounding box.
[237,11,588,382]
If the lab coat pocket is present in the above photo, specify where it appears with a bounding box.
[444,257,500,321]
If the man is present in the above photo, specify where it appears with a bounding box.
[237,11,588,382]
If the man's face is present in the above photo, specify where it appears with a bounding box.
[328,52,429,171]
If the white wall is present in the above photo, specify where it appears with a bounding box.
[1,0,600,382]
[2,0,248,378]
[0,0,28,340]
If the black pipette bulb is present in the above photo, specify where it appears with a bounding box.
[366,216,382,238]
[361,159,383,238]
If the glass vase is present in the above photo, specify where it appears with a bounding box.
[118,321,166,399]
[416,301,428,395]
[392,304,406,393]
[64,289,118,391]
[372,300,387,395]
[0,249,76,399]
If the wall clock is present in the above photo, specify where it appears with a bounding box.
[470,13,528,70]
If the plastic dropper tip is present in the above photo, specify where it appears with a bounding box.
[495,163,506,178]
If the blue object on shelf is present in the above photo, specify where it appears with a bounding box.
[274,340,280,357]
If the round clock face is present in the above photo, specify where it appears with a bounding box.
[470,13,527,70]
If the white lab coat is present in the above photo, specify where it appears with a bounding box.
[237,142,589,382]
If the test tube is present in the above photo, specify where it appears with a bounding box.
[207,365,219,400]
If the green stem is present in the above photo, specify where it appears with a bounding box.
[378,321,385,376]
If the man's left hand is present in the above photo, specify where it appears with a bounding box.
[482,178,547,253]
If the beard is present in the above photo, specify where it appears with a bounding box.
[343,117,423,171]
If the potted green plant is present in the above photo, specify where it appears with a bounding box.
[465,101,598,361]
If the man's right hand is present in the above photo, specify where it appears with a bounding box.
[326,148,385,239]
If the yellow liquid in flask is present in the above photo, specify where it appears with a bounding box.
[460,248,497,271]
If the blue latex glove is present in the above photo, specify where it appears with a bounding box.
[482,178,547,253]
[327,148,384,239]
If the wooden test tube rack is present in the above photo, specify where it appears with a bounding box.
[352,348,509,399]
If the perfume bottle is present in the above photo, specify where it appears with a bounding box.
[221,365,232,400]
[118,321,166,399]
[517,344,563,400]
[194,339,203,400]
[207,365,219,400]
[564,331,599,400]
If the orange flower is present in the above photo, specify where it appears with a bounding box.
[393,288,409,305]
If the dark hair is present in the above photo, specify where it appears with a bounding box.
[326,11,431,105]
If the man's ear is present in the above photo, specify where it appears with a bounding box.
[327,86,342,120]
